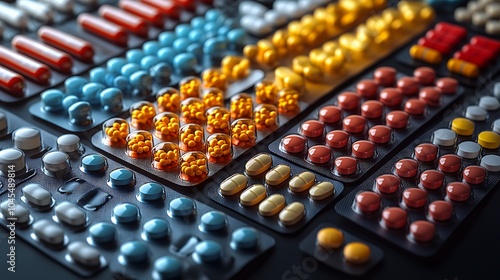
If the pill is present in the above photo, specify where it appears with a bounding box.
[343,242,371,264]
[0,148,26,174]
[386,111,409,129]
[230,227,259,250]
[368,125,392,144]
[280,134,306,154]
[153,256,182,279]
[395,158,419,178]
[307,145,331,164]
[13,127,42,150]
[409,220,435,243]
[433,129,457,147]
[1,200,29,224]
[413,67,436,85]
[457,141,481,159]
[193,241,222,263]
[409,45,442,64]
[0,2,28,29]
[435,22,467,41]
[418,37,452,55]
[419,170,444,190]
[289,171,316,193]
[405,99,427,115]
[17,0,54,23]
[240,184,267,206]
[326,130,349,148]
[80,154,107,173]
[470,36,500,54]
[220,173,248,196]
[451,118,475,136]
[334,156,357,175]
[472,11,488,26]
[356,79,378,98]
[352,140,375,159]
[309,181,334,201]
[318,105,342,123]
[137,183,164,202]
[258,194,285,216]
[98,5,149,37]
[88,222,116,244]
[279,202,305,226]
[447,58,479,78]
[265,165,291,186]
[361,100,384,119]
[375,174,400,194]
[446,182,471,202]
[419,87,441,107]
[435,77,458,95]
[455,48,491,69]
[481,155,500,172]
[39,0,74,13]
[381,207,408,229]
[68,241,101,267]
[300,120,325,138]
[343,115,366,134]
[169,197,196,218]
[55,201,87,226]
[402,188,427,208]
[337,92,360,110]
[0,46,51,84]
[438,154,462,174]
[119,0,164,27]
[379,88,403,107]
[478,96,499,111]
[356,191,381,213]
[22,183,52,207]
[397,77,419,96]
[317,227,344,249]
[120,241,148,263]
[200,211,227,232]
[141,0,179,19]
[477,131,500,150]
[494,119,500,134]
[373,66,396,86]
[425,29,461,46]
[245,153,272,176]
[78,14,128,46]
[454,7,472,22]
[0,66,25,96]
[33,219,65,245]
[462,165,487,185]
[414,143,438,162]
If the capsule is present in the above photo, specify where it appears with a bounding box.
[418,37,452,55]
[409,45,442,64]
[470,36,500,54]
[425,30,461,47]
[0,2,28,29]
[38,27,95,62]
[0,46,51,85]
[17,0,54,23]
[454,51,489,69]
[141,0,180,19]
[39,0,74,13]
[98,5,149,37]
[434,22,467,41]
[447,58,479,78]
[119,0,164,27]
[12,35,73,73]
[0,66,25,96]
[78,13,128,46]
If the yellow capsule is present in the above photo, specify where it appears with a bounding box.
[409,45,442,64]
[288,21,302,36]
[309,48,328,69]
[313,7,328,22]
[243,45,258,59]
[271,30,288,49]
[286,35,304,53]
[293,56,323,81]
[275,66,304,93]
[447,58,479,78]
[257,39,274,51]
[382,8,405,31]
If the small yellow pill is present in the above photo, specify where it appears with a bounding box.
[258,194,286,216]
[317,227,344,249]
[289,171,316,193]
[451,118,475,136]
[278,202,305,226]
[447,58,479,78]
[343,242,371,264]
[245,153,273,176]
[220,173,248,196]
[477,131,500,149]
[240,184,267,206]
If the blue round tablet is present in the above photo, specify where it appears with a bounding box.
[89,222,116,243]
[138,182,164,201]
[153,256,182,279]
[193,240,222,263]
[169,197,195,217]
[143,41,160,56]
[80,154,106,172]
[143,219,170,239]
[120,241,148,263]
[113,203,139,223]
[200,211,227,232]
[41,89,65,112]
[109,168,135,187]
[231,227,259,250]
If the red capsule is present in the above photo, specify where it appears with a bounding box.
[78,14,128,46]
[461,44,496,61]
[0,46,51,85]
[0,66,25,96]
[119,0,164,27]
[418,37,452,55]
[99,5,149,37]
[141,0,180,19]
[425,30,461,47]
[453,51,487,69]
[38,27,94,62]
[12,35,73,73]
[470,36,500,54]
[434,22,467,41]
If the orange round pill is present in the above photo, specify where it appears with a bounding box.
[307,145,331,164]
[428,200,453,222]
[342,115,366,134]
[419,170,444,190]
[404,98,427,115]
[368,125,392,144]
[438,154,461,173]
[381,207,408,229]
[414,143,438,162]
[395,158,419,178]
[356,79,378,98]
[325,130,349,148]
[386,111,409,129]
[352,140,375,159]
[281,134,306,154]
[446,182,470,202]
[334,156,357,175]
[300,120,325,138]
[379,88,403,107]
[375,174,400,194]
[436,77,458,95]
[419,87,441,106]
[337,91,360,110]
[409,220,435,242]
[462,165,486,185]
[413,67,436,85]
[355,191,381,213]
[397,77,419,96]
[374,66,396,86]
[361,100,384,119]
[402,188,427,208]
[318,105,342,123]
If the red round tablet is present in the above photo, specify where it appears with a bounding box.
[428,200,453,222]
[375,174,400,194]
[446,182,471,202]
[343,115,366,133]
[419,170,444,190]
[438,154,461,173]
[374,67,396,86]
[361,100,384,119]
[318,105,342,123]
[379,88,403,107]
[352,140,375,159]
[334,156,357,175]
[436,77,458,95]
[402,188,427,208]
[414,143,438,162]
[381,207,408,229]
[300,120,325,138]
[337,91,360,110]
[395,159,419,178]
[413,67,436,85]
[386,111,409,129]
[462,165,486,185]
[307,145,331,164]
[355,191,381,213]
[397,76,419,96]
[419,87,442,106]
[368,125,392,144]
[409,220,435,242]
[356,79,378,98]
[404,99,427,115]
[280,134,306,154]
[325,130,349,148]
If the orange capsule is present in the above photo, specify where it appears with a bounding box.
[12,35,73,73]
[0,66,25,96]
[119,0,164,27]
[0,46,51,85]
[98,5,149,37]
[38,27,94,62]
[141,0,180,19]
[77,13,128,46]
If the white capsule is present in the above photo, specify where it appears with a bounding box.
[284,3,304,19]
[17,0,54,23]
[39,0,74,13]
[264,10,287,28]
[472,12,489,26]
[239,1,267,16]
[454,7,472,22]
[298,0,318,12]
[0,2,29,29]
[486,20,500,35]
[240,15,272,36]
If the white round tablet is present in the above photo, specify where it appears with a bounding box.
[57,134,81,153]
[455,7,472,22]
[478,96,500,111]
[0,111,6,131]
[433,128,457,146]
[13,127,41,150]
[42,151,70,174]
[465,106,488,121]
[457,141,481,159]
[0,148,25,173]
[481,154,500,172]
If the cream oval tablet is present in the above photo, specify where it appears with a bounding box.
[279,202,305,226]
[240,184,267,206]
[258,194,286,216]
[309,182,334,201]
[265,164,291,186]
[220,173,248,196]
[289,171,316,193]
[245,153,272,176]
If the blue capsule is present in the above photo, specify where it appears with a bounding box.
[188,28,205,43]
[89,67,108,84]
[129,70,153,97]
[217,25,231,37]
[107,57,128,74]
[41,89,65,112]
[175,24,192,38]
[142,41,160,56]
[227,28,247,45]
[173,53,198,74]
[153,257,182,279]
[158,31,176,47]
[173,37,191,52]
[187,43,203,61]
[62,95,80,111]
[143,219,170,239]
[68,101,92,126]
[203,21,221,33]
[81,82,105,105]
[89,222,116,244]
[140,55,161,71]
[121,63,142,78]
[190,17,206,29]
[149,62,172,84]
[126,49,145,63]
[113,75,131,95]
[65,76,87,97]
[104,72,117,87]
[100,88,123,113]
[157,47,179,64]
[203,37,228,57]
